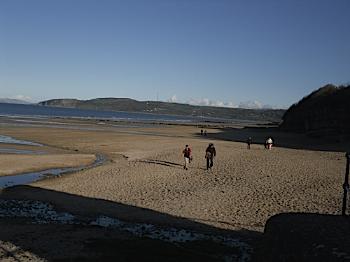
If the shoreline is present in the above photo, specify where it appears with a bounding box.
[0,112,278,128]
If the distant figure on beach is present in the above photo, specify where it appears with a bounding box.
[204,130,207,136]
[182,145,192,170]
[205,143,216,170]
[266,137,273,150]
[247,137,252,149]
[201,129,203,135]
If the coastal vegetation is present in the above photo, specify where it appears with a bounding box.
[280,84,350,136]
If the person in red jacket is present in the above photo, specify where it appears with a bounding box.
[182,145,192,170]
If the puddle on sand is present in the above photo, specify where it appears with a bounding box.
[0,154,106,188]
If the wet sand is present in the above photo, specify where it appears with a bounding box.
[0,118,347,261]
[0,154,96,176]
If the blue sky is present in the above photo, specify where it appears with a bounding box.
[0,0,349,109]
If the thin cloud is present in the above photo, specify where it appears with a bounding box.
[167,95,177,103]
[238,100,274,109]
[186,98,235,108]
[13,95,33,102]
[164,97,280,109]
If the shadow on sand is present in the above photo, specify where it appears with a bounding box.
[0,185,259,261]
[1,186,349,261]
[137,159,184,168]
[254,212,350,262]
[197,127,350,152]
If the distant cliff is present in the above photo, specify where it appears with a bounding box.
[38,98,285,122]
[280,84,350,135]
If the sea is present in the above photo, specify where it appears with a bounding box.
[0,102,204,123]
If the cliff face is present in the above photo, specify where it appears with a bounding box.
[38,98,285,122]
[280,84,350,135]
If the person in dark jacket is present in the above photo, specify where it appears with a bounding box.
[247,137,252,149]
[205,143,216,170]
[182,145,192,170]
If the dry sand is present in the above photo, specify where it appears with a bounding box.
[0,119,348,260]
[32,140,346,231]
[0,122,346,230]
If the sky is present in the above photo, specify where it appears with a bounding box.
[0,0,349,109]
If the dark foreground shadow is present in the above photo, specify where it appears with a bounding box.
[1,186,349,261]
[198,127,350,152]
[0,185,260,261]
[253,212,350,262]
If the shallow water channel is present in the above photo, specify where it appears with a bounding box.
[0,135,106,189]
[0,148,46,154]
[0,154,106,189]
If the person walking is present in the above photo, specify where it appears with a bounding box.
[266,137,273,150]
[182,145,192,170]
[205,143,216,170]
[247,137,252,149]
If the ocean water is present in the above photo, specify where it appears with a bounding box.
[0,103,200,122]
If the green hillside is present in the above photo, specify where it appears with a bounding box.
[38,98,285,122]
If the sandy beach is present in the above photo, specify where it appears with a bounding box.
[0,117,348,261]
